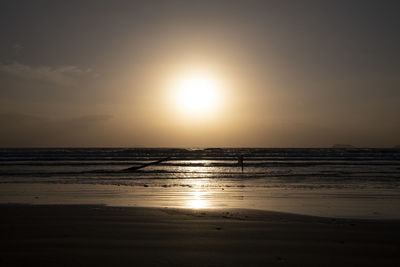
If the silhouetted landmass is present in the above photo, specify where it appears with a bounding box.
[332,144,355,148]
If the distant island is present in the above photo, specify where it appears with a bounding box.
[332,144,355,148]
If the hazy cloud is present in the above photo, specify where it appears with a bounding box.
[13,43,23,57]
[0,62,97,87]
[0,112,113,147]
[65,114,114,126]
[0,112,49,125]
[0,112,112,125]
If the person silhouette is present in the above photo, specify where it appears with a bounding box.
[238,154,244,173]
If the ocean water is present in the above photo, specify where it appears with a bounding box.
[1,148,399,189]
[1,148,400,218]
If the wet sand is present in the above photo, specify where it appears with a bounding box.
[2,183,400,219]
[1,204,399,266]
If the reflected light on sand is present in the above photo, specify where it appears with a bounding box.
[184,176,210,209]
[186,190,209,209]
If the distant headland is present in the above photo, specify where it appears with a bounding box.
[332,144,355,148]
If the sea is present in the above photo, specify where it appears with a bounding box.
[1,148,400,219]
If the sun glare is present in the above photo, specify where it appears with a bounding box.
[174,72,220,116]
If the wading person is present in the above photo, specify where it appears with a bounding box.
[238,154,244,173]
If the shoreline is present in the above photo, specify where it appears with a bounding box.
[3,202,400,222]
[1,182,400,220]
[1,204,400,266]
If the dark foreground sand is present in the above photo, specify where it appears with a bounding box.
[0,205,399,267]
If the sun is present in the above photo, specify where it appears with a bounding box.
[174,72,220,116]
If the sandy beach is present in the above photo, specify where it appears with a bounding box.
[1,204,399,267]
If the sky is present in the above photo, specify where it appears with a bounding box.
[0,0,399,147]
